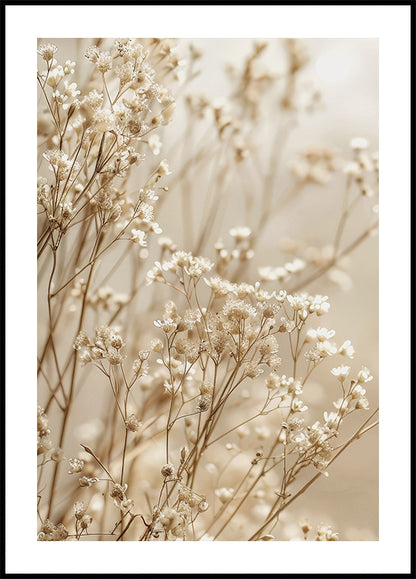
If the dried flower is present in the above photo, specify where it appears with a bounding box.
[38,43,58,62]
[161,463,176,478]
[125,414,142,432]
[331,365,351,381]
[68,458,84,474]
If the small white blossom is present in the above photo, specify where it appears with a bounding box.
[131,229,147,246]
[350,137,369,151]
[323,411,340,429]
[215,487,234,504]
[148,134,162,155]
[68,458,84,474]
[156,159,171,177]
[315,340,337,357]
[229,226,251,242]
[331,365,351,381]
[338,340,355,358]
[306,327,336,343]
[292,398,308,413]
[38,43,58,62]
[47,66,65,89]
[357,366,373,384]
[351,384,366,400]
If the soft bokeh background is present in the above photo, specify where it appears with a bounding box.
[38,38,378,540]
[177,38,379,540]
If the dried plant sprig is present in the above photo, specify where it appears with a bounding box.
[38,37,378,542]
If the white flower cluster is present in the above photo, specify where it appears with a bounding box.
[287,293,330,318]
[73,326,126,366]
[259,258,306,283]
[344,137,379,197]
[146,250,214,284]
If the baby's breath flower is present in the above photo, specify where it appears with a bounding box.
[355,397,369,410]
[131,229,147,246]
[148,134,162,155]
[85,45,100,63]
[350,137,369,151]
[292,398,308,413]
[109,332,124,349]
[185,256,214,279]
[306,327,335,343]
[68,458,84,474]
[287,293,307,312]
[306,338,337,361]
[229,226,252,242]
[107,347,124,365]
[259,265,289,283]
[285,258,306,274]
[110,483,128,508]
[215,487,234,504]
[199,381,213,396]
[83,89,104,110]
[331,365,351,381]
[80,350,93,365]
[357,366,373,383]
[63,59,76,75]
[161,102,176,124]
[139,188,159,202]
[132,355,149,375]
[88,47,112,73]
[308,294,330,316]
[79,476,99,488]
[73,501,87,520]
[37,406,49,436]
[47,66,65,89]
[275,289,287,303]
[38,520,68,541]
[161,463,176,478]
[244,361,264,379]
[150,338,163,353]
[125,414,142,432]
[44,149,72,180]
[350,384,366,400]
[259,335,279,357]
[196,393,211,412]
[38,43,58,62]
[159,507,182,534]
[265,373,280,390]
[198,500,209,512]
[156,159,171,177]
[255,425,271,440]
[261,302,279,319]
[80,514,93,529]
[343,161,362,178]
[154,318,177,333]
[323,411,340,429]
[316,524,339,541]
[115,61,135,84]
[114,38,133,56]
[204,276,233,296]
[178,486,200,507]
[93,108,116,132]
[63,80,80,100]
[338,340,355,358]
